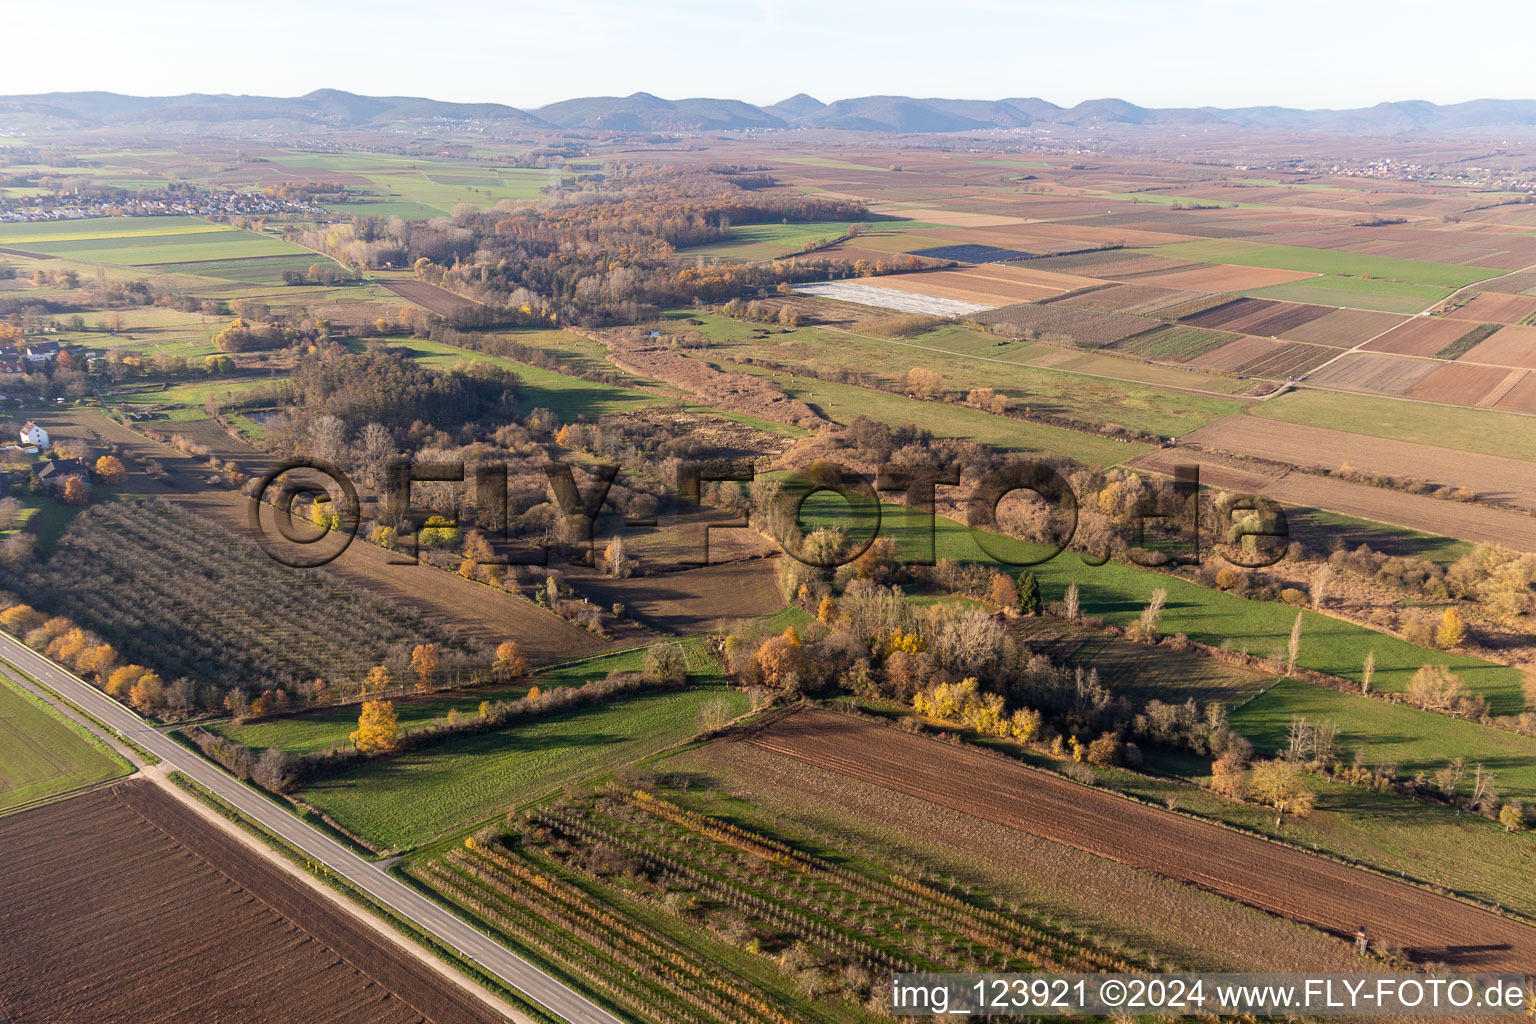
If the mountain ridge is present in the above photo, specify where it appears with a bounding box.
[4,88,1536,135]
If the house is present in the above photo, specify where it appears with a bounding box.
[0,349,22,375]
[36,457,84,490]
[19,421,47,448]
[24,341,59,364]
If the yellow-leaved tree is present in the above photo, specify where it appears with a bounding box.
[351,700,401,754]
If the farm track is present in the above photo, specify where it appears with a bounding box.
[740,709,1536,971]
[0,782,509,1024]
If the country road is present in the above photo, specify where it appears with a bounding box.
[0,632,622,1024]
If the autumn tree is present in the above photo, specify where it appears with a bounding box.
[1436,607,1468,650]
[904,367,943,400]
[989,571,1019,612]
[351,700,401,754]
[1500,802,1526,832]
[62,476,91,506]
[106,664,148,698]
[94,455,128,485]
[493,640,527,680]
[128,671,165,712]
[410,643,440,693]
[1247,758,1315,826]
[603,536,632,578]
[362,664,392,696]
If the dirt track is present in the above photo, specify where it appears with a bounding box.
[0,782,508,1024]
[742,708,1536,971]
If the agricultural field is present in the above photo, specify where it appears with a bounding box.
[0,674,130,814]
[678,220,854,260]
[1130,446,1536,552]
[1231,678,1536,802]
[692,314,1250,434]
[299,684,750,851]
[1181,413,1536,512]
[667,732,1373,975]
[407,783,1144,1024]
[0,216,308,266]
[1364,316,1490,357]
[12,500,485,695]
[1302,352,1437,394]
[1255,388,1536,462]
[969,302,1157,348]
[724,709,1536,971]
[1444,291,1536,323]
[793,279,994,315]
[1461,324,1536,370]
[1110,324,1238,361]
[1146,239,1505,291]
[0,782,504,1024]
[811,500,1528,711]
[1280,307,1408,347]
[1016,618,1270,706]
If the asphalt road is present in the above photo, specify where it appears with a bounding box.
[0,632,623,1024]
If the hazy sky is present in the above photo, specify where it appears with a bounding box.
[4,0,1532,111]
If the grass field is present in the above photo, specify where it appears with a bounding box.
[0,673,131,814]
[1095,749,1536,920]
[719,358,1147,468]
[1147,240,1503,290]
[677,221,853,261]
[1255,388,1536,463]
[298,685,749,850]
[388,336,663,420]
[105,376,275,420]
[210,646,674,756]
[1240,276,1449,314]
[158,254,325,285]
[0,216,308,266]
[684,312,1247,440]
[1230,677,1536,801]
[1287,509,1473,566]
[803,498,1527,712]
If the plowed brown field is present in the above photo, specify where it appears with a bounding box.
[1405,363,1512,405]
[1446,292,1536,323]
[1282,308,1408,348]
[1139,264,1317,292]
[1364,317,1481,357]
[380,279,484,318]
[1463,325,1536,370]
[742,709,1536,969]
[1131,447,1536,550]
[1304,353,1438,394]
[1181,413,1536,508]
[0,782,507,1024]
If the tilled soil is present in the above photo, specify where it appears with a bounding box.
[0,782,509,1024]
[740,708,1536,971]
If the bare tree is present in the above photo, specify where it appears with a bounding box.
[1063,582,1080,622]
[1286,612,1303,676]
[1362,650,1375,695]
[1310,563,1332,610]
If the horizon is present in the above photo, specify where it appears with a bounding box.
[2,0,1533,111]
[8,85,1536,117]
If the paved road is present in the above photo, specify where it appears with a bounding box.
[0,632,623,1024]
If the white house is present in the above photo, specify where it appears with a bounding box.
[19,421,47,448]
